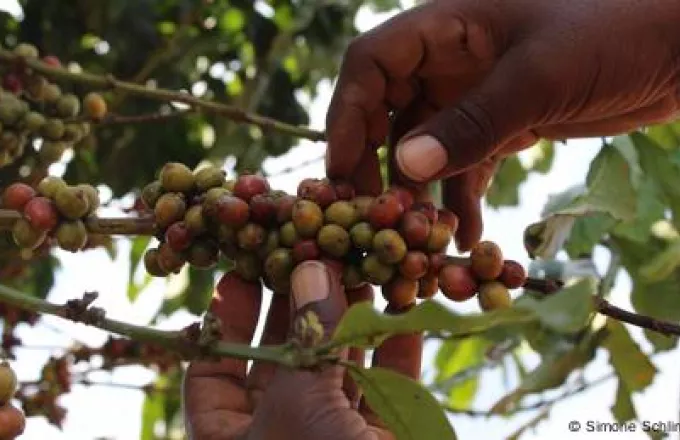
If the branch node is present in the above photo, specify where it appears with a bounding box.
[62,291,105,325]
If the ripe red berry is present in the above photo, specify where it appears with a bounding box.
[297,178,319,199]
[439,264,478,302]
[2,183,36,210]
[23,197,59,231]
[216,195,250,228]
[292,239,321,263]
[498,260,527,289]
[398,251,429,280]
[437,209,459,232]
[2,74,22,94]
[368,193,404,229]
[275,194,297,223]
[165,222,193,252]
[249,193,277,226]
[470,241,504,281]
[382,277,418,308]
[307,180,337,208]
[387,186,415,211]
[399,210,431,249]
[418,275,438,299]
[427,253,447,277]
[411,201,438,224]
[42,55,62,67]
[233,174,270,203]
[333,181,356,200]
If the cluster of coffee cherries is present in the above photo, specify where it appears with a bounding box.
[0,360,23,437]
[2,176,100,254]
[139,163,527,310]
[0,42,107,167]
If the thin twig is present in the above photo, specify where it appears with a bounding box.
[67,110,194,125]
[0,49,326,142]
[595,297,680,337]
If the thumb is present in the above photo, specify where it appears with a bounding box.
[393,54,545,183]
[290,260,348,349]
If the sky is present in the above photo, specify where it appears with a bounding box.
[2,1,680,440]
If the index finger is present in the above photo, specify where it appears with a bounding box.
[325,7,430,180]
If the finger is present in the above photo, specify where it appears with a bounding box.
[350,146,384,196]
[0,404,25,439]
[246,294,290,407]
[183,273,262,435]
[360,302,423,427]
[342,283,375,408]
[392,50,556,184]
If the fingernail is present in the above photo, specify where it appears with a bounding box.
[395,135,447,182]
[292,261,330,309]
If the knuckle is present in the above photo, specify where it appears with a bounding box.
[446,98,499,151]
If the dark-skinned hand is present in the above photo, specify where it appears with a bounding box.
[325,0,680,251]
[183,260,422,440]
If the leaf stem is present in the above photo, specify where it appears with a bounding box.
[0,49,326,142]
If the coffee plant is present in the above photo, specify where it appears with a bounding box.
[0,2,680,439]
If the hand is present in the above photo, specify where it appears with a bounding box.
[325,0,680,251]
[0,404,25,439]
[182,261,422,440]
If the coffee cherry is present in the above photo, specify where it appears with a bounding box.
[217,224,236,244]
[13,42,39,58]
[387,186,415,211]
[498,260,527,289]
[258,230,280,259]
[349,222,375,251]
[43,83,62,102]
[83,92,108,119]
[361,254,395,285]
[2,73,22,94]
[279,221,300,247]
[368,193,404,229]
[470,241,504,281]
[333,181,355,200]
[343,264,366,290]
[154,193,187,229]
[160,162,195,193]
[22,111,46,132]
[427,253,447,277]
[12,217,46,249]
[56,94,81,118]
[307,180,337,208]
[25,76,48,100]
[233,174,270,203]
[165,222,193,252]
[2,183,35,210]
[184,205,207,235]
[293,239,321,263]
[194,166,226,192]
[43,55,61,66]
[23,196,59,231]
[237,223,266,251]
[478,281,512,311]
[439,264,478,302]
[264,248,294,293]
[141,181,163,210]
[437,209,459,232]
[382,277,418,308]
[292,199,324,238]
[417,275,438,299]
[76,184,99,214]
[234,252,263,282]
[216,195,250,228]
[399,211,431,249]
[427,222,452,253]
[275,194,297,223]
[317,224,351,258]
[325,201,358,229]
[157,242,186,274]
[39,140,67,164]
[373,229,407,264]
[55,220,88,252]
[0,362,17,404]
[249,193,277,226]
[411,201,438,224]
[37,176,66,199]
[54,186,90,219]
[187,239,220,269]
[202,187,230,218]
[398,251,429,280]
[0,404,25,439]
[352,196,375,221]
[144,248,169,277]
[297,178,318,198]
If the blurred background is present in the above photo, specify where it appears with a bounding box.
[1,1,679,439]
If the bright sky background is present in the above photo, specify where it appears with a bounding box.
[2,1,680,439]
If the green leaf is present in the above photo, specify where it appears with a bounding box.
[642,329,678,353]
[602,319,656,392]
[525,139,555,174]
[331,300,536,349]
[486,155,527,208]
[140,376,167,440]
[646,122,680,151]
[611,382,637,423]
[349,366,456,440]
[515,278,597,334]
[564,214,617,258]
[434,337,490,408]
[219,9,245,33]
[639,239,680,282]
